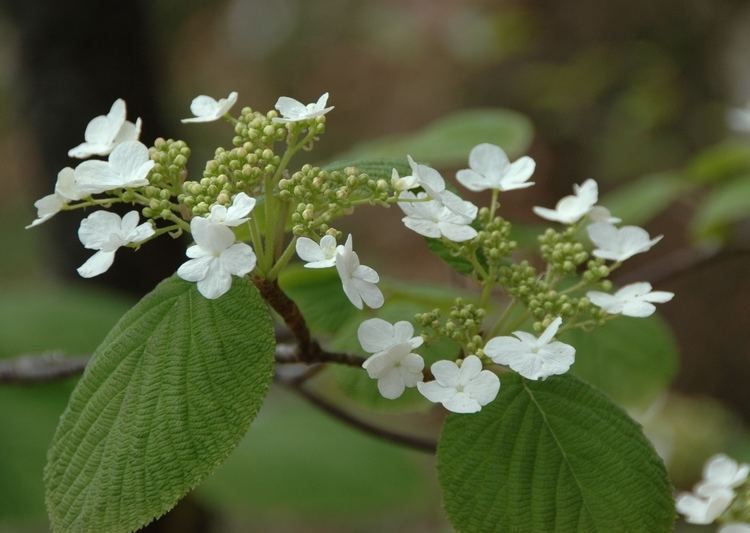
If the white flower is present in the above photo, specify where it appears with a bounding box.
[587,282,674,318]
[334,234,384,310]
[75,141,154,194]
[77,211,154,278]
[403,155,478,221]
[727,104,750,133]
[533,179,599,224]
[587,221,663,262]
[390,168,418,192]
[456,143,535,192]
[68,99,142,159]
[697,454,750,494]
[484,317,575,381]
[675,489,735,525]
[398,191,477,242]
[296,234,341,268]
[417,355,500,414]
[358,318,425,399]
[177,217,256,299]
[206,192,256,227]
[588,205,621,224]
[181,91,238,123]
[274,92,334,123]
[719,523,750,533]
[26,167,87,228]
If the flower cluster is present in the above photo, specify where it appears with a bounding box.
[28,89,675,418]
[677,454,750,531]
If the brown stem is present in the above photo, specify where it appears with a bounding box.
[277,376,437,454]
[0,352,89,384]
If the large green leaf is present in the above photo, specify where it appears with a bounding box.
[335,109,533,166]
[438,374,674,533]
[562,315,678,408]
[44,276,275,533]
[601,172,693,225]
[691,175,750,240]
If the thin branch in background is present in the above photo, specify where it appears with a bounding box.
[0,352,89,384]
[277,377,437,454]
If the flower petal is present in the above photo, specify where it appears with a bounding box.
[358,318,395,353]
[77,250,116,278]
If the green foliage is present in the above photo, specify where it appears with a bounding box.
[44,276,275,533]
[438,374,675,533]
[684,140,750,184]
[197,388,435,522]
[0,284,132,523]
[323,158,411,180]
[425,237,475,274]
[336,109,533,166]
[691,175,750,240]
[601,172,693,225]
[562,315,679,408]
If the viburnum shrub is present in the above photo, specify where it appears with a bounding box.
[30,91,687,532]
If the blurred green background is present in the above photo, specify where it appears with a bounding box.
[1,0,750,531]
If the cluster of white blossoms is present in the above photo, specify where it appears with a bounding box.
[28,89,676,418]
[677,454,750,532]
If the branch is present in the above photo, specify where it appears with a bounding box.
[0,352,89,384]
[276,375,437,454]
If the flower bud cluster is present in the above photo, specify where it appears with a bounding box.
[232,107,287,150]
[498,261,606,332]
[538,227,588,274]
[281,164,397,236]
[179,145,280,217]
[137,138,191,221]
[474,209,516,270]
[415,298,485,355]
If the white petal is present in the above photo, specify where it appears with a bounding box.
[177,256,213,282]
[113,119,141,144]
[74,160,122,195]
[109,141,153,184]
[620,301,656,317]
[224,192,255,225]
[275,96,308,118]
[431,360,460,387]
[340,277,363,309]
[190,95,219,117]
[403,216,442,238]
[377,369,406,399]
[456,169,493,192]
[719,523,750,533]
[465,370,501,406]
[219,243,256,276]
[362,351,393,379]
[439,221,478,242]
[77,250,116,278]
[78,211,122,249]
[587,222,619,249]
[55,167,85,201]
[641,290,674,304]
[417,381,455,404]
[393,321,415,344]
[196,261,233,299]
[469,143,509,180]
[358,318,395,353]
[296,237,325,263]
[586,291,622,314]
[533,206,567,223]
[484,336,526,363]
[191,217,235,254]
[538,317,562,345]
[443,392,482,413]
[500,156,536,190]
[26,194,64,228]
[355,279,384,309]
[457,355,484,384]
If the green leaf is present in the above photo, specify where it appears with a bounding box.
[691,175,750,240]
[562,315,679,408]
[278,265,357,335]
[438,374,674,533]
[335,109,533,166]
[44,276,275,533]
[684,140,750,184]
[601,172,693,225]
[323,158,410,180]
[425,238,475,274]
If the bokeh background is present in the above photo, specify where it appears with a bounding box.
[1,0,750,531]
